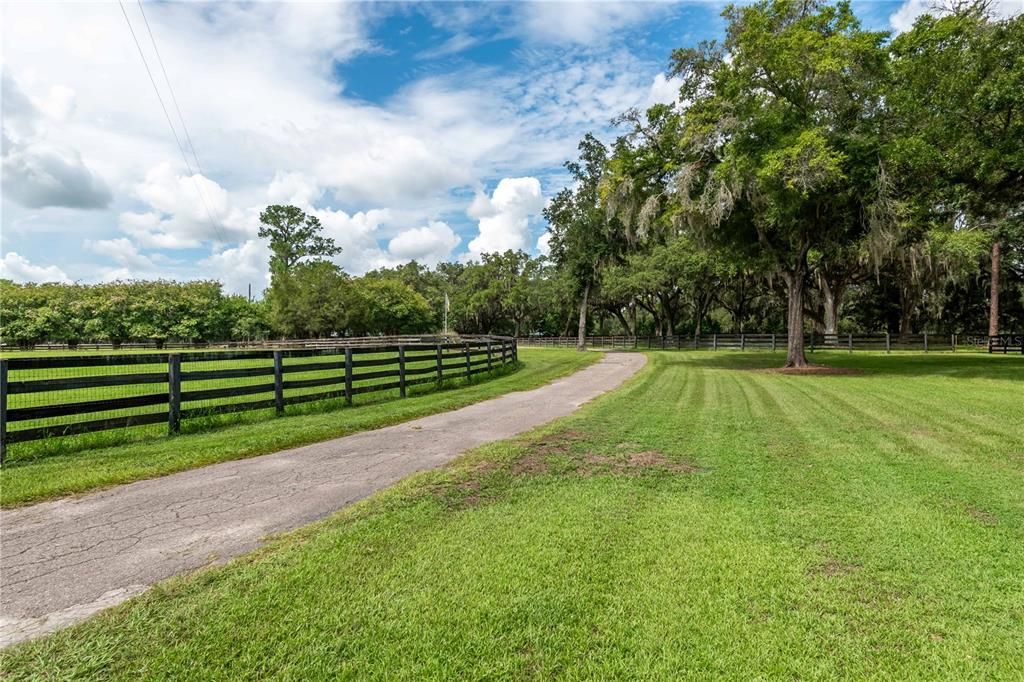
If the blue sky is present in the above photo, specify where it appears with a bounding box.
[0,0,963,295]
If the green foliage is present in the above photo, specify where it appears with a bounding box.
[346,278,434,336]
[0,280,264,347]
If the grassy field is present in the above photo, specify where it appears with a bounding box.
[0,348,597,507]
[3,351,1023,679]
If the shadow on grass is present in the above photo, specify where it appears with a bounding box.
[655,350,1024,381]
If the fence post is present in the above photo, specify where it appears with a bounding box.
[168,354,181,435]
[740,334,746,351]
[713,334,718,351]
[885,332,891,354]
[344,348,353,406]
[634,336,638,349]
[398,346,407,398]
[464,342,472,381]
[771,334,776,352]
[513,338,518,363]
[486,341,493,372]
[0,359,8,465]
[848,333,853,353]
[923,332,929,353]
[951,334,956,352]
[810,333,815,352]
[436,344,443,386]
[274,350,285,415]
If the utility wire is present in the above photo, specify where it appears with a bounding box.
[118,0,227,244]
[136,0,206,179]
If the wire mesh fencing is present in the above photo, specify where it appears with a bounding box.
[0,337,518,464]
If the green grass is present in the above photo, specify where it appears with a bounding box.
[0,348,598,507]
[4,351,1023,679]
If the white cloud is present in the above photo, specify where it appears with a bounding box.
[890,0,1022,32]
[85,237,157,271]
[2,71,111,210]
[647,72,683,107]
[0,252,70,283]
[387,221,461,265]
[118,163,251,248]
[267,171,322,207]
[520,2,667,44]
[466,177,544,258]
[201,240,271,297]
[536,231,552,257]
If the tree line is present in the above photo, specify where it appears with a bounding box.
[542,0,1023,366]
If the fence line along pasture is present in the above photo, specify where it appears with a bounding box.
[0,336,517,463]
[518,332,1024,354]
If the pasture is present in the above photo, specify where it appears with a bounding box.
[4,350,1022,678]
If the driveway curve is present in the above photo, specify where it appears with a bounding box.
[0,351,645,647]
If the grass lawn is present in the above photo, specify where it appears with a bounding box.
[0,348,597,507]
[3,351,1023,679]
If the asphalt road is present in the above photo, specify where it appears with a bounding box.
[0,352,645,648]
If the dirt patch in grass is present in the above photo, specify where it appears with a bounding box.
[752,365,865,376]
[809,542,860,577]
[966,505,998,526]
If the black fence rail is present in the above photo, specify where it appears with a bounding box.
[519,333,1016,353]
[0,334,461,353]
[0,336,517,462]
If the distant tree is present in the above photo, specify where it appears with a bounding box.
[258,205,343,336]
[545,134,624,350]
[347,279,434,336]
[258,205,341,276]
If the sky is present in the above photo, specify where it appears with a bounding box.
[1,0,1016,297]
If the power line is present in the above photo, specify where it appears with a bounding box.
[118,0,227,244]
[135,0,206,179]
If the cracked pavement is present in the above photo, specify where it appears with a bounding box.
[0,352,645,648]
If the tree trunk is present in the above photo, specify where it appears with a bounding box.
[898,286,914,341]
[612,308,633,336]
[822,280,840,337]
[576,282,590,351]
[783,270,808,368]
[989,239,1001,336]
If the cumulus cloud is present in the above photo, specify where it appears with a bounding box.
[201,240,272,297]
[2,142,112,209]
[2,72,111,209]
[118,164,251,248]
[535,230,552,257]
[466,177,544,258]
[647,72,683,107]
[387,221,461,265]
[0,252,71,283]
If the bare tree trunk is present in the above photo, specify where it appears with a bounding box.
[989,239,1000,336]
[783,270,808,368]
[577,282,590,351]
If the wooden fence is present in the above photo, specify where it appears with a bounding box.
[0,336,517,462]
[518,332,1013,353]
